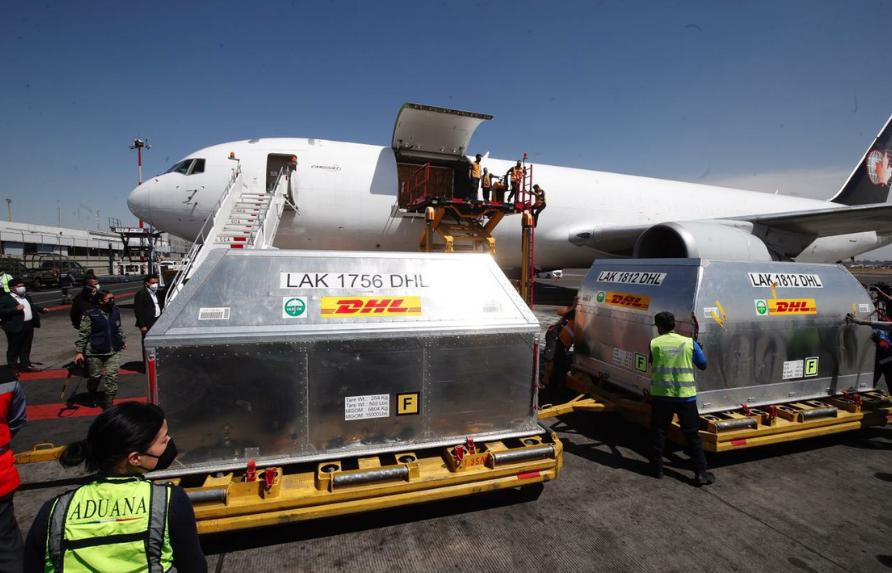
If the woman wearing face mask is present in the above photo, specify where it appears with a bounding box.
[74,290,126,409]
[23,402,207,572]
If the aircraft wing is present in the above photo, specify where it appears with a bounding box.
[742,203,892,235]
[569,203,892,259]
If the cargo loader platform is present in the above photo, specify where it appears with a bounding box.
[164,433,561,534]
[16,434,562,534]
[538,371,892,453]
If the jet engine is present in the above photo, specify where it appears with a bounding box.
[633,221,775,261]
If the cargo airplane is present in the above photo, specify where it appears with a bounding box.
[127,103,892,268]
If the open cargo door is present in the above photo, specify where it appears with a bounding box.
[392,102,493,161]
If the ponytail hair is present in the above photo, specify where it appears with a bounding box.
[60,402,165,474]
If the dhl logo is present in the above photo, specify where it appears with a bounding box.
[768,298,817,315]
[320,296,421,317]
[604,291,651,311]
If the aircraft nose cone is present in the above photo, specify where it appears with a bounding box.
[127,182,151,224]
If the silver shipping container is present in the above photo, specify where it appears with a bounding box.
[575,259,875,414]
[145,249,541,476]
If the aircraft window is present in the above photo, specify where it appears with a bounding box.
[190,159,205,174]
[166,159,194,174]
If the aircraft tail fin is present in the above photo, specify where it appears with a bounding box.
[831,114,892,205]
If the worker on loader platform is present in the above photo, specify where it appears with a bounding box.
[468,154,483,201]
[481,168,492,202]
[24,402,207,572]
[507,161,525,204]
[649,311,715,486]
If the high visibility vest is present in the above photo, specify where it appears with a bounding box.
[0,381,20,498]
[0,273,11,293]
[471,162,482,179]
[512,167,524,185]
[45,477,174,573]
[482,173,492,188]
[649,332,697,398]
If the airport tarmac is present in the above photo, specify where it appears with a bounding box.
[9,271,892,572]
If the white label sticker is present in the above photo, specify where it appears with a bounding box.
[612,348,635,369]
[703,306,718,318]
[345,394,390,421]
[859,303,871,313]
[282,296,308,319]
[281,272,429,289]
[782,359,804,380]
[198,307,230,320]
[748,273,823,289]
[597,271,667,286]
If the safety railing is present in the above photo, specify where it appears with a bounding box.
[165,163,242,304]
[253,167,290,249]
[516,164,535,209]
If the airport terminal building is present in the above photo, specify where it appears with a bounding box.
[0,220,189,276]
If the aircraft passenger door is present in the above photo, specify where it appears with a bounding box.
[267,154,299,209]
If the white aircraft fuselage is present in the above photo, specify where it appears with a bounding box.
[127,137,886,268]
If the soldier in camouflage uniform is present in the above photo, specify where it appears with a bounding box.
[74,290,126,409]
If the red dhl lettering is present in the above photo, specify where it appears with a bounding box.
[767,298,817,315]
[604,291,651,311]
[321,296,422,317]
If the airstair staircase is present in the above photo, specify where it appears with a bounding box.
[165,163,292,303]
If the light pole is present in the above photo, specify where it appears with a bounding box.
[129,138,150,186]
[4,199,10,222]
[130,138,150,229]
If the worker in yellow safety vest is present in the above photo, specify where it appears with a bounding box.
[481,168,493,202]
[649,311,715,486]
[507,160,525,204]
[468,154,483,201]
[24,402,207,572]
[0,272,11,294]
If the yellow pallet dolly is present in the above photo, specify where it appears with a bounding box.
[538,371,892,453]
[17,433,563,534]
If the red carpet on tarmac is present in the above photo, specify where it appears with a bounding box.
[27,397,148,421]
[17,366,147,422]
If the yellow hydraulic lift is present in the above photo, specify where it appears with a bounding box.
[538,370,892,453]
[411,161,538,305]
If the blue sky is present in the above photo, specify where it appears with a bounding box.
[2,1,890,249]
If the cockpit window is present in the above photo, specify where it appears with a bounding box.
[165,158,205,175]
[166,159,193,174]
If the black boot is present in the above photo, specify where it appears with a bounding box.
[694,472,716,487]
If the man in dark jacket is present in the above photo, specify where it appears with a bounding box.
[69,275,99,329]
[0,278,48,372]
[133,274,163,363]
[133,274,163,334]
